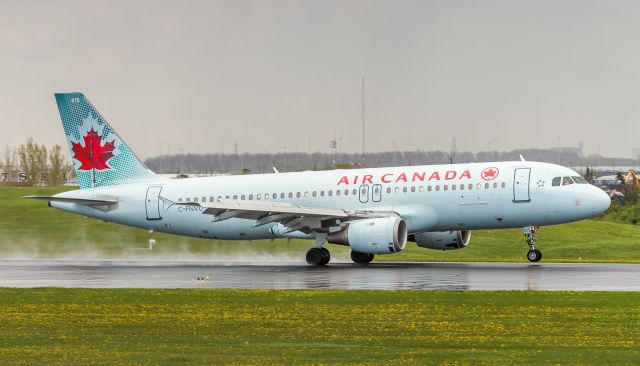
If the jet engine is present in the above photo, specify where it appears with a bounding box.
[409,230,471,250]
[326,217,407,254]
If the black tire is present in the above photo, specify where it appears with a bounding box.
[351,251,374,264]
[306,247,330,266]
[527,249,542,262]
[319,248,331,265]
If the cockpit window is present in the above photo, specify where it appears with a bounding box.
[562,176,574,185]
[552,177,561,186]
[572,176,588,184]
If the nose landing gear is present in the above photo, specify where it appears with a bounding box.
[523,226,542,262]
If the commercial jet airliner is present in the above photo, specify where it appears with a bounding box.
[27,93,611,265]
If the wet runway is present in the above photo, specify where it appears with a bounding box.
[0,260,639,291]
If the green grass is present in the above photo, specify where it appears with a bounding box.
[0,288,638,365]
[1,186,640,262]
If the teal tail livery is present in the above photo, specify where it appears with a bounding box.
[55,92,162,188]
[27,92,611,265]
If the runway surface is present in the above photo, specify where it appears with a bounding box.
[0,260,639,291]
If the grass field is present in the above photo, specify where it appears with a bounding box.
[1,186,640,262]
[0,288,637,365]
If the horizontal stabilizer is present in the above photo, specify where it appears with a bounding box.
[24,196,118,206]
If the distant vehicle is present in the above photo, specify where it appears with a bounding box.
[27,93,611,264]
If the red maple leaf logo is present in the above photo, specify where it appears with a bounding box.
[71,128,116,171]
[481,167,499,181]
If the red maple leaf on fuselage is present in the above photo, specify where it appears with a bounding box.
[483,169,496,178]
[71,128,116,171]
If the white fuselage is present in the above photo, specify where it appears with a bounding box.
[51,161,610,242]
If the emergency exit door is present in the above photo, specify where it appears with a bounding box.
[513,168,531,202]
[146,186,162,220]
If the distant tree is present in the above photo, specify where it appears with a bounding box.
[584,167,594,183]
[48,144,65,185]
[18,138,48,185]
[2,146,17,182]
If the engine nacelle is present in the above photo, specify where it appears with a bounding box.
[409,230,471,250]
[326,217,407,254]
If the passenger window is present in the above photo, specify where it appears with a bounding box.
[403,187,408,193]
[419,186,424,192]
[501,182,506,188]
[411,186,416,192]
[257,194,262,200]
[428,186,432,192]
[288,192,293,198]
[328,190,333,196]
[336,190,341,196]
[281,193,285,199]
[241,195,246,200]
[186,198,191,202]
[444,185,448,191]
[387,187,392,193]
[562,176,573,186]
[493,183,497,189]
[468,184,473,190]
[452,184,456,191]
[572,176,588,184]
[476,183,481,190]
[395,187,400,193]
[296,192,301,198]
[178,198,183,202]
[459,184,464,190]
[552,177,561,186]
[273,193,277,199]
[304,192,309,197]
[320,191,325,197]
[435,185,440,191]
[485,183,489,189]
[225,196,229,199]
[313,191,317,197]
[344,189,349,196]
[201,197,206,203]
[194,197,198,203]
[210,197,214,202]
[352,189,357,195]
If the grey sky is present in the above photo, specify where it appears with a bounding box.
[1,0,640,159]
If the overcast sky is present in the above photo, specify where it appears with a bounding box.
[1,0,640,159]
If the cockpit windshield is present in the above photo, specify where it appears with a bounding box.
[551,175,588,187]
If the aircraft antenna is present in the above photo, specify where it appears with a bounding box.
[361,77,365,167]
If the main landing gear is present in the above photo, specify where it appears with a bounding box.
[306,247,330,266]
[523,226,542,262]
[351,251,374,264]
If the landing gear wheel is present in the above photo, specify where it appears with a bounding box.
[306,247,330,266]
[351,251,374,264]
[527,249,542,262]
[523,226,542,263]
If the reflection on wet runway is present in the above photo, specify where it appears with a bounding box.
[0,260,638,291]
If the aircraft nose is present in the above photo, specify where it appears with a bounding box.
[590,186,611,215]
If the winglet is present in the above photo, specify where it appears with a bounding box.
[519,154,526,162]
[273,166,280,174]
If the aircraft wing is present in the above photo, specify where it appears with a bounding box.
[182,199,396,234]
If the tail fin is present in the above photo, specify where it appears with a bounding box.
[55,92,162,188]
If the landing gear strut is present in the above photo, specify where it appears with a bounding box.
[351,251,374,264]
[306,247,330,265]
[523,226,542,262]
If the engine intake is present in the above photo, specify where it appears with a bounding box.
[409,230,471,250]
[327,217,407,254]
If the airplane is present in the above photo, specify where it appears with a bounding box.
[26,93,611,265]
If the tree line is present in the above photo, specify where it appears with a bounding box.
[1,138,72,186]
[144,148,637,175]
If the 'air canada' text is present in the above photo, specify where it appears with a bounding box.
[337,170,472,185]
